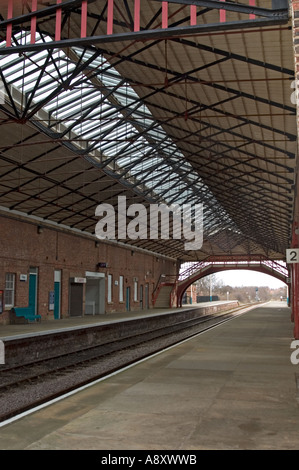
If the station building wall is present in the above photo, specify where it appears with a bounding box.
[0,213,178,324]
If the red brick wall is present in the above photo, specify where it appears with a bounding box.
[0,213,178,324]
[292,0,299,108]
[291,1,299,238]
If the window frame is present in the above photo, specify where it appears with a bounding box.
[5,273,15,309]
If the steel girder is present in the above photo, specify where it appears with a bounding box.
[0,0,296,261]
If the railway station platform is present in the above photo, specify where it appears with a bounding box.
[0,300,240,369]
[0,300,238,340]
[0,301,298,450]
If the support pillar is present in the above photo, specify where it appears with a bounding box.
[288,278,292,309]
[291,220,299,339]
[293,261,299,339]
[291,0,299,338]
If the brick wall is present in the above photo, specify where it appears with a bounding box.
[0,213,178,324]
[292,0,299,119]
[291,0,299,237]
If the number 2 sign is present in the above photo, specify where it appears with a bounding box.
[286,249,299,263]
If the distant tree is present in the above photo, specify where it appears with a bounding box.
[191,278,287,304]
[195,274,223,297]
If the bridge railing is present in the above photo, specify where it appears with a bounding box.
[262,259,289,277]
[152,257,288,306]
[178,258,289,282]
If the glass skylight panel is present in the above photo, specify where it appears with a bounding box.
[45,88,82,112]
[0,31,231,220]
[103,146,117,157]
[6,63,38,84]
[72,119,95,134]
[113,89,137,105]
[2,60,28,77]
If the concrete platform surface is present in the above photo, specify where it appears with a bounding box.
[0,301,237,339]
[0,301,298,450]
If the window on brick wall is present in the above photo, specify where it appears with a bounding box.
[134,279,138,302]
[119,275,124,302]
[5,273,15,308]
[108,274,113,303]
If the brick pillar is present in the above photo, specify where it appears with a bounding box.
[291,220,299,338]
[293,261,299,339]
[291,1,299,338]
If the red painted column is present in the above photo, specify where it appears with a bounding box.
[249,0,256,20]
[219,0,226,23]
[81,0,88,38]
[107,0,114,35]
[55,0,62,41]
[291,223,299,338]
[293,261,299,339]
[30,0,37,44]
[162,1,168,29]
[290,269,294,320]
[190,5,197,26]
[6,0,13,47]
[134,0,140,32]
[291,0,299,338]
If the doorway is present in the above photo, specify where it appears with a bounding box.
[29,267,38,315]
[126,286,130,311]
[54,270,61,320]
[145,283,149,309]
[69,282,83,316]
[85,273,105,315]
[140,284,143,309]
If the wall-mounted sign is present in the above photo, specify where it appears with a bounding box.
[20,274,27,282]
[49,290,54,311]
[286,249,299,264]
[97,262,107,268]
[73,277,86,284]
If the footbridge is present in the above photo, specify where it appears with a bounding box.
[153,257,289,308]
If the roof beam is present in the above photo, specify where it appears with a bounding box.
[171,36,294,75]
[152,0,289,18]
[0,16,290,55]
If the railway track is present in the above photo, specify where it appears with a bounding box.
[0,303,255,424]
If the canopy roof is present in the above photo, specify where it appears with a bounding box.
[0,0,296,261]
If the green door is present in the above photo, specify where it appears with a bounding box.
[126,287,130,311]
[29,267,38,315]
[54,270,61,320]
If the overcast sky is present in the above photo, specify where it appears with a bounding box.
[215,270,286,289]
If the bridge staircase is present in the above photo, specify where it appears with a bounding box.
[152,275,178,308]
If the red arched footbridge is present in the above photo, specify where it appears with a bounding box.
[153,257,289,308]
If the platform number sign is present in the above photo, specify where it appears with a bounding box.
[286,249,299,264]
